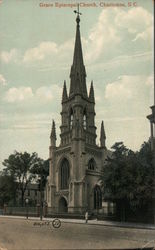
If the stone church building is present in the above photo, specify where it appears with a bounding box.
[46,13,108,214]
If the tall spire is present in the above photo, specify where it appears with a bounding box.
[62,80,68,103]
[100,121,106,147]
[69,5,87,98]
[50,120,56,146]
[89,81,95,103]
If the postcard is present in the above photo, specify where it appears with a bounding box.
[0,0,154,249]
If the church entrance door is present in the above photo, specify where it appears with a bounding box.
[59,197,68,213]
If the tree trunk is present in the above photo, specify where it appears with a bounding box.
[21,190,25,207]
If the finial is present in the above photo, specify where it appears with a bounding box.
[62,80,68,103]
[51,120,56,140]
[74,4,82,24]
[89,81,95,103]
[100,121,106,147]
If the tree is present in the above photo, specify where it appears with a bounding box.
[31,159,49,191]
[103,142,133,200]
[0,172,18,206]
[31,158,49,219]
[2,151,45,206]
[135,142,154,206]
[103,141,154,221]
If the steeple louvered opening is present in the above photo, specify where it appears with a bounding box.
[83,107,87,130]
[70,108,74,130]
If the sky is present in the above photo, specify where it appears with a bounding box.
[0,0,154,169]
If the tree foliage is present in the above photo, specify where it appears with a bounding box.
[103,141,154,211]
[0,172,18,206]
[2,151,48,206]
[31,159,49,190]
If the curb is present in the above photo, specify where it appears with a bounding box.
[60,219,155,230]
[0,215,155,230]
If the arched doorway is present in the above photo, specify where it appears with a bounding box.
[59,197,68,213]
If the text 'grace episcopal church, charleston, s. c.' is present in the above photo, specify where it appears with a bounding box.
[45,10,109,214]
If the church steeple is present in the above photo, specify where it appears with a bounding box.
[69,8,87,98]
[60,6,97,146]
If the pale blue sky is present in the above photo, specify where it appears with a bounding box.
[0,0,154,169]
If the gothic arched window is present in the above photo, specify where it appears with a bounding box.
[88,158,96,170]
[60,158,70,189]
[70,108,73,129]
[94,185,102,209]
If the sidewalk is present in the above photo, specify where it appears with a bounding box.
[1,215,155,230]
[61,218,155,230]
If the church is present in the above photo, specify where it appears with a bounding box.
[46,11,108,214]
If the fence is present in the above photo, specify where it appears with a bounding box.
[2,205,116,220]
[0,208,3,215]
[3,206,40,217]
[1,205,154,223]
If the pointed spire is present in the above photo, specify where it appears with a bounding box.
[100,121,106,147]
[89,81,95,103]
[50,120,56,146]
[72,14,84,71]
[62,80,68,103]
[69,8,87,98]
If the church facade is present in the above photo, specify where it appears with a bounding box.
[46,13,108,214]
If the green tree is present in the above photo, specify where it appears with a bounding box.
[31,158,49,219]
[31,159,49,190]
[0,172,18,206]
[134,142,154,206]
[2,151,45,206]
[103,141,154,221]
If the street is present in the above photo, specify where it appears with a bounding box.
[0,217,155,249]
